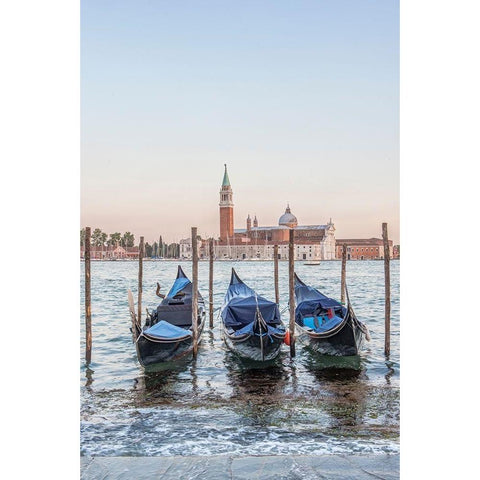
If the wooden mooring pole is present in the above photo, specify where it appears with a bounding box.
[382,223,391,357]
[209,238,214,329]
[192,227,199,356]
[288,229,296,357]
[137,236,144,325]
[273,244,279,304]
[341,244,347,304]
[85,227,92,365]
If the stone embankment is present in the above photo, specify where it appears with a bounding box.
[81,454,399,479]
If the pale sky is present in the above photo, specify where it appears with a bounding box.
[81,0,399,244]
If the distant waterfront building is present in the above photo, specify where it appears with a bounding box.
[335,238,397,260]
[215,165,336,260]
[80,245,140,259]
[179,237,205,260]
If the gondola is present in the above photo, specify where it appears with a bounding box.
[294,273,369,356]
[220,269,286,361]
[129,266,205,366]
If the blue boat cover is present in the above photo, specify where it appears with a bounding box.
[294,273,345,324]
[302,315,343,332]
[144,320,192,339]
[234,321,255,336]
[233,321,285,337]
[162,266,193,301]
[166,276,191,299]
[157,266,204,308]
[221,269,281,328]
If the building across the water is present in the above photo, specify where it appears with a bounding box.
[80,245,139,260]
[335,238,397,260]
[179,237,206,259]
[214,165,336,260]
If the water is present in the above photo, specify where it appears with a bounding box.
[80,260,399,456]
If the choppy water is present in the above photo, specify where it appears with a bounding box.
[80,260,399,456]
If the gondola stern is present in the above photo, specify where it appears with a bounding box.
[176,265,189,280]
[294,272,306,287]
[230,268,244,285]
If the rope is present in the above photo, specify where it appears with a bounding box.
[254,292,275,348]
[364,325,371,342]
[254,292,269,331]
[258,305,264,359]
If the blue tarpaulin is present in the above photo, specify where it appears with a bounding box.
[234,321,255,336]
[294,273,346,325]
[221,269,281,329]
[303,315,343,332]
[156,266,204,311]
[144,320,192,339]
[234,321,285,338]
[164,266,192,300]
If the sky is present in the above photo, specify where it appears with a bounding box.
[81,0,399,244]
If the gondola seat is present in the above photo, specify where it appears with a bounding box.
[156,304,193,327]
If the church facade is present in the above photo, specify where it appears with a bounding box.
[215,165,336,260]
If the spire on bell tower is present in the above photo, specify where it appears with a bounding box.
[253,215,258,228]
[219,164,234,207]
[222,163,231,187]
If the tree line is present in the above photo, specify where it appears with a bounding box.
[80,228,181,258]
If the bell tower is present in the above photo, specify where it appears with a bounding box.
[219,164,234,241]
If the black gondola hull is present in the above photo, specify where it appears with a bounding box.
[295,319,364,356]
[131,266,207,367]
[293,272,367,356]
[223,329,285,362]
[220,269,286,362]
[135,315,205,367]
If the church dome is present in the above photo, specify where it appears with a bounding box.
[278,205,298,227]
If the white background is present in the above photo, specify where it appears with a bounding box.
[1,1,479,478]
